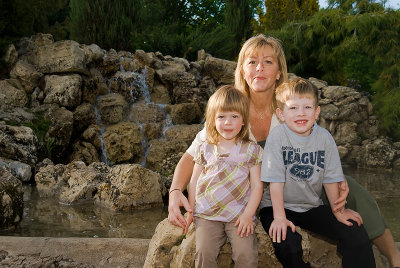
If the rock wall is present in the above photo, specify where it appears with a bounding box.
[1,33,400,228]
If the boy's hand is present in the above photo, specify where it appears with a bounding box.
[334,208,363,227]
[183,212,194,234]
[235,212,254,237]
[269,217,295,243]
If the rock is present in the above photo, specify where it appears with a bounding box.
[129,103,166,124]
[144,218,388,268]
[23,39,87,74]
[358,138,399,169]
[0,124,38,166]
[59,161,109,204]
[203,55,236,85]
[0,157,32,182]
[43,74,82,108]
[10,60,42,94]
[164,124,204,144]
[82,68,108,104]
[146,140,188,172]
[151,84,171,104]
[102,122,143,164]
[3,44,18,67]
[95,164,163,210]
[166,103,202,125]
[0,167,23,230]
[96,93,128,125]
[333,122,361,146]
[82,43,105,65]
[0,79,28,107]
[45,105,74,161]
[73,103,97,138]
[69,140,100,165]
[320,104,340,120]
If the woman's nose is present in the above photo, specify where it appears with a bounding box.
[256,62,263,71]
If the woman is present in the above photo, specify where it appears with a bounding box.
[168,35,400,267]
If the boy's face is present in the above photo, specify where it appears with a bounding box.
[276,94,320,137]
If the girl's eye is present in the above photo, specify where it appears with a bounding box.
[232,115,239,118]
[217,115,224,119]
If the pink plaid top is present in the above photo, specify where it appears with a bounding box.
[193,141,263,222]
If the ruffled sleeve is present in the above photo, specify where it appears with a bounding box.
[193,143,206,166]
[247,142,263,167]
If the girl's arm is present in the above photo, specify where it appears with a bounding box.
[269,182,295,243]
[183,162,203,234]
[324,182,363,226]
[235,163,263,237]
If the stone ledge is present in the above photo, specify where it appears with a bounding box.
[0,236,150,267]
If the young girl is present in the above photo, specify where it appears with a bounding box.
[185,85,263,268]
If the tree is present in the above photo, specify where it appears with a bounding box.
[255,0,319,32]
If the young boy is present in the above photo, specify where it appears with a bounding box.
[259,78,376,268]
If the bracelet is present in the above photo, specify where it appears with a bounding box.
[169,188,181,194]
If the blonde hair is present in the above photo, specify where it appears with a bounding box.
[275,78,319,110]
[234,35,288,112]
[205,85,250,145]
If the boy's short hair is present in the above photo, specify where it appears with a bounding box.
[205,85,250,145]
[275,78,319,110]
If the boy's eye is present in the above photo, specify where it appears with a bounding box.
[306,106,313,109]
[289,106,296,110]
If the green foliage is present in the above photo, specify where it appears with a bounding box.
[23,112,54,158]
[255,0,319,32]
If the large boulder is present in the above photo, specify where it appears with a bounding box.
[102,122,143,165]
[96,93,128,125]
[43,74,82,108]
[146,140,188,173]
[23,39,87,74]
[203,55,236,86]
[166,103,202,125]
[144,218,387,268]
[95,164,163,210]
[0,79,28,107]
[0,123,38,166]
[10,60,42,94]
[0,167,23,230]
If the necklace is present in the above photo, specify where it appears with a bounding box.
[252,103,268,120]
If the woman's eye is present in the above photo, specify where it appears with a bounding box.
[265,60,272,64]
[248,60,256,64]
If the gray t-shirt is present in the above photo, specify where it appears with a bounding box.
[259,123,344,212]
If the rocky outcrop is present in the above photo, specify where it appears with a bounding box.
[144,218,388,268]
[0,33,399,204]
[0,167,23,229]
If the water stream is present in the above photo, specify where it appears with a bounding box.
[1,167,399,240]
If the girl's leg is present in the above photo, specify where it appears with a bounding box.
[259,207,310,268]
[194,217,226,268]
[225,221,258,268]
[297,205,375,268]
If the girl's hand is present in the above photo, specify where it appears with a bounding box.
[334,208,363,227]
[269,217,295,243]
[235,212,254,237]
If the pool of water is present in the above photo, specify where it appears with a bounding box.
[343,167,400,241]
[1,167,399,240]
[0,185,168,239]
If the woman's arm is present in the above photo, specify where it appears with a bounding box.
[168,152,195,229]
[184,162,203,234]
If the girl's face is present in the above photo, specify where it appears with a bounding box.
[242,45,281,94]
[276,94,320,137]
[214,110,244,142]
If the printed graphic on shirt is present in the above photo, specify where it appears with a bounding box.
[282,146,325,182]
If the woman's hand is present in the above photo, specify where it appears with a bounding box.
[334,208,363,226]
[235,212,254,237]
[333,179,349,212]
[269,217,296,243]
[168,190,192,230]
[184,212,194,234]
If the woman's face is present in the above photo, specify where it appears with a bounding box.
[242,45,281,94]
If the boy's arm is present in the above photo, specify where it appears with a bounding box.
[323,182,363,226]
[183,162,203,234]
[235,163,263,237]
[269,182,295,243]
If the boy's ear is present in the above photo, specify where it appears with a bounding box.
[315,106,321,120]
[276,108,285,122]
